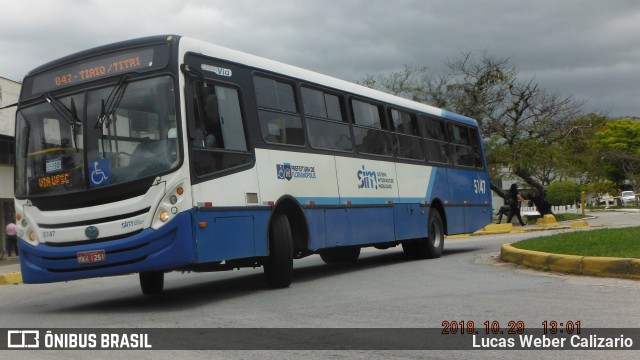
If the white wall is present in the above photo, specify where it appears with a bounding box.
[0,77,20,204]
[0,76,20,136]
[0,165,12,198]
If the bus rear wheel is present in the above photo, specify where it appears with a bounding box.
[139,271,164,295]
[402,210,444,259]
[264,213,294,288]
[319,247,361,264]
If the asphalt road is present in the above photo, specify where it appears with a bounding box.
[1,210,639,359]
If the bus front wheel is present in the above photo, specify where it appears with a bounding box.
[264,213,293,288]
[139,271,164,295]
[402,210,444,259]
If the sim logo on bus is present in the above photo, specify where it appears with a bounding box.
[357,166,378,189]
[357,166,394,190]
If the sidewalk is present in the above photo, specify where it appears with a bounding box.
[0,256,22,285]
[1,255,20,267]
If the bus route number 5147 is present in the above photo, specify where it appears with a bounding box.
[474,179,487,194]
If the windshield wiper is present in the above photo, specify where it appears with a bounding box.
[94,76,129,158]
[95,75,129,131]
[45,94,82,153]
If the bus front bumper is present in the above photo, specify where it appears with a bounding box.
[17,212,196,284]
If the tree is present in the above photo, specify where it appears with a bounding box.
[593,118,640,192]
[546,181,581,206]
[358,52,585,200]
[556,113,610,184]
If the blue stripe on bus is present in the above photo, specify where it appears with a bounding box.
[441,110,479,126]
[295,197,426,206]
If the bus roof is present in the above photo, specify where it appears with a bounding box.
[23,34,478,127]
[180,36,479,127]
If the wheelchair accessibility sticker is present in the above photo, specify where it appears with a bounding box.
[89,159,111,188]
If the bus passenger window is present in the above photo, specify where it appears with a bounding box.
[307,118,352,151]
[351,100,382,129]
[396,134,424,160]
[447,124,476,167]
[255,75,304,146]
[420,116,450,164]
[259,111,304,146]
[353,127,393,156]
[302,86,352,152]
[390,109,417,135]
[469,128,485,169]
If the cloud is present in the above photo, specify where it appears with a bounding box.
[0,0,638,117]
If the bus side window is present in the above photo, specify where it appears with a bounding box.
[448,123,474,167]
[469,128,485,169]
[255,75,304,146]
[302,86,352,152]
[421,115,450,164]
[352,99,382,129]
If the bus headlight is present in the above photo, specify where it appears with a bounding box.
[152,181,188,229]
[159,210,170,222]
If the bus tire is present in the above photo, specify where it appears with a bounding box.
[402,210,444,259]
[264,213,293,288]
[139,271,164,295]
[319,247,361,264]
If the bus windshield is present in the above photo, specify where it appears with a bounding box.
[15,75,179,197]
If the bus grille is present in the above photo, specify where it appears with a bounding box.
[37,208,150,229]
[44,229,144,247]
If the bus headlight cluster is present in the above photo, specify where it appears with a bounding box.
[16,212,38,245]
[153,183,187,229]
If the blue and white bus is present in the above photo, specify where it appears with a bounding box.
[14,35,491,294]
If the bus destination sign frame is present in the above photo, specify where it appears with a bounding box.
[28,44,169,97]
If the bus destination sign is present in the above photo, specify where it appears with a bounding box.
[37,172,71,189]
[29,45,167,96]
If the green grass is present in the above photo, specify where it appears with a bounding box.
[513,227,640,259]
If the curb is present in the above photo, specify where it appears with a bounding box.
[0,272,23,285]
[500,243,640,280]
[471,216,602,236]
[472,224,572,236]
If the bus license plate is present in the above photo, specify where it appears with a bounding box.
[77,250,106,264]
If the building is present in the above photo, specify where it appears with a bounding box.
[1,76,20,251]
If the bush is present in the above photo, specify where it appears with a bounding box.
[546,181,581,206]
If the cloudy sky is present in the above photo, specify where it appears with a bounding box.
[1,0,638,117]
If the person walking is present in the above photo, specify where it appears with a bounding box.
[495,203,510,224]
[5,221,18,257]
[506,184,527,226]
